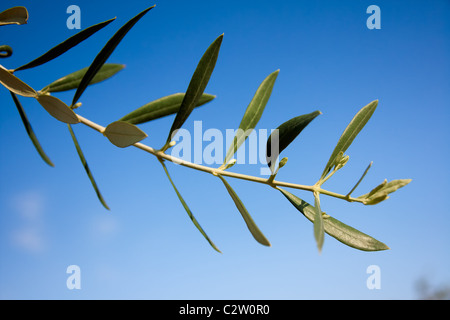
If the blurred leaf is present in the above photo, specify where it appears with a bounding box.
[313,192,324,252]
[166,34,223,144]
[278,157,288,169]
[222,159,237,171]
[10,92,54,167]
[266,110,321,169]
[377,179,412,195]
[361,179,387,198]
[358,178,412,205]
[36,94,79,124]
[14,18,115,71]
[320,100,378,181]
[218,175,271,246]
[160,161,221,253]
[363,194,389,205]
[72,6,154,106]
[42,63,125,93]
[103,121,147,148]
[0,6,28,26]
[68,124,109,210]
[279,188,389,251]
[223,70,279,165]
[120,93,215,125]
[0,64,36,97]
[0,45,13,58]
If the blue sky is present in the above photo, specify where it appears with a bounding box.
[0,0,449,299]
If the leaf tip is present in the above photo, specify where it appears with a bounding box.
[143,5,156,13]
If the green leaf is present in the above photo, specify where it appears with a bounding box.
[68,124,109,210]
[223,70,279,166]
[36,94,79,124]
[0,64,36,97]
[378,179,412,195]
[346,161,373,197]
[278,157,288,169]
[360,179,387,199]
[218,175,271,247]
[266,110,321,169]
[14,18,115,72]
[279,188,389,251]
[320,100,378,181]
[358,178,412,205]
[120,93,215,125]
[166,34,223,144]
[0,6,28,26]
[10,92,54,167]
[42,63,125,93]
[313,192,324,252]
[103,121,147,148]
[160,161,221,253]
[72,6,154,106]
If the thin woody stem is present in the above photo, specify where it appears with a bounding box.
[76,114,365,204]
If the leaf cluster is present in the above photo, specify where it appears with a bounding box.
[0,5,411,253]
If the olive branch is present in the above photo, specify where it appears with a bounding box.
[0,6,411,253]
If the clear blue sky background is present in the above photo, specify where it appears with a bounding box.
[1,0,449,299]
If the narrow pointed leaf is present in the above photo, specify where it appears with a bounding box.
[0,6,28,26]
[68,124,109,210]
[320,100,378,180]
[166,34,223,144]
[359,179,387,199]
[160,162,221,253]
[0,65,36,97]
[346,162,373,197]
[72,6,154,106]
[218,175,271,246]
[103,121,147,148]
[378,179,412,195]
[364,194,389,205]
[42,63,125,93]
[279,188,389,251]
[266,110,321,169]
[14,18,115,72]
[10,92,54,167]
[358,178,412,205]
[313,193,324,252]
[120,93,216,125]
[223,70,279,165]
[36,94,79,124]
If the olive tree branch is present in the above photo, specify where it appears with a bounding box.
[76,114,365,204]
